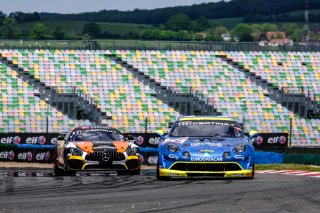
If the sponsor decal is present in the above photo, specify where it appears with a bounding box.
[36,151,51,161]
[135,136,144,146]
[267,137,284,144]
[1,137,14,144]
[197,150,215,155]
[178,121,232,126]
[278,136,287,144]
[168,154,179,159]
[148,137,163,145]
[234,155,245,160]
[13,136,21,144]
[191,157,223,162]
[147,156,158,164]
[26,136,46,144]
[50,137,57,144]
[0,151,15,160]
[191,142,222,147]
[164,138,188,144]
[256,136,263,145]
[18,151,33,161]
[37,136,46,145]
[8,151,15,160]
[93,145,116,150]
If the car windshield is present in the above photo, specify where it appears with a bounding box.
[170,120,243,138]
[69,130,124,142]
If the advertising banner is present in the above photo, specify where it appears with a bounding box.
[0,147,54,163]
[252,133,288,148]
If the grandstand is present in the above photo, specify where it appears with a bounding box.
[0,48,319,146]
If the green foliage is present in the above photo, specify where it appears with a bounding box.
[214,26,228,35]
[29,23,49,39]
[82,22,101,37]
[53,25,65,40]
[176,30,192,41]
[232,23,254,41]
[260,23,279,32]
[1,17,21,39]
[194,16,210,32]
[165,13,192,31]
[0,12,6,27]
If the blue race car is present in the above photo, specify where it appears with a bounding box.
[156,116,256,180]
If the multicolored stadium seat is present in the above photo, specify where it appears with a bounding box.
[0,49,319,146]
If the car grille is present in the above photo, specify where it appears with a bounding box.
[85,151,125,161]
[170,163,242,171]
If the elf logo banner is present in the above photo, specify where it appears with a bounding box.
[0,150,15,160]
[0,136,21,144]
[18,151,33,161]
[26,136,46,144]
[36,151,51,161]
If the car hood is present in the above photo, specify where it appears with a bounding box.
[164,137,247,148]
[73,140,129,153]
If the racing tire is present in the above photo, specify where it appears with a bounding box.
[63,159,76,176]
[249,164,255,179]
[53,147,65,176]
[53,160,65,176]
[156,159,170,181]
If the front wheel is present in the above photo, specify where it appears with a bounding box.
[156,158,170,181]
[53,160,65,176]
[249,164,255,179]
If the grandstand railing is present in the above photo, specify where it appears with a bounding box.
[1,39,320,51]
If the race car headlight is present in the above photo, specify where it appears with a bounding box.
[233,144,247,153]
[167,142,180,152]
[69,148,83,156]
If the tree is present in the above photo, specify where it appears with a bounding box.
[194,16,210,32]
[82,22,101,37]
[1,17,21,39]
[0,12,6,26]
[260,23,279,33]
[160,30,177,40]
[165,13,192,31]
[232,23,254,42]
[193,32,206,41]
[214,26,227,35]
[29,23,49,39]
[53,25,65,40]
[176,30,192,41]
[280,23,299,37]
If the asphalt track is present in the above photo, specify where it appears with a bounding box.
[0,169,320,213]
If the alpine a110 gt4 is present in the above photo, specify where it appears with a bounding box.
[157,116,256,180]
[53,126,141,176]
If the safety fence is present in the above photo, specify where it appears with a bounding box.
[1,39,320,51]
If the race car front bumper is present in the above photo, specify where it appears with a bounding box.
[158,162,254,178]
[67,155,140,171]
